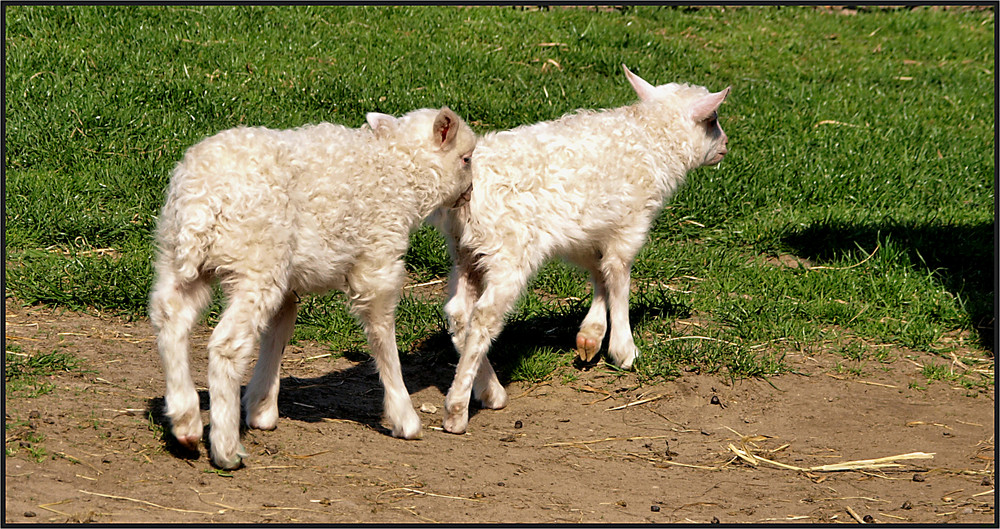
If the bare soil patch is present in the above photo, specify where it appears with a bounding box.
[4,298,994,524]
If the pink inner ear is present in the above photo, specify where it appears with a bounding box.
[440,122,451,144]
[691,90,727,122]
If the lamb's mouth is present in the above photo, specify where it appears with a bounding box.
[706,150,727,166]
[452,184,473,208]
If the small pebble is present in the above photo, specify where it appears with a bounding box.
[901,501,912,510]
[24,512,36,518]
[912,473,926,482]
[711,516,721,524]
[863,515,875,523]
[497,482,505,487]
[650,505,660,512]
[28,411,40,419]
[710,395,721,405]
[514,420,523,429]
[981,476,992,487]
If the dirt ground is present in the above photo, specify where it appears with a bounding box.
[4,297,995,524]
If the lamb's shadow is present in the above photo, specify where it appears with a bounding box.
[146,393,208,461]
[145,286,689,454]
[782,218,994,352]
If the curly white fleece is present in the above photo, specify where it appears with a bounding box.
[433,66,730,434]
[149,107,475,469]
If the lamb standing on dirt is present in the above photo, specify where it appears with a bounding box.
[149,107,476,469]
[434,66,730,434]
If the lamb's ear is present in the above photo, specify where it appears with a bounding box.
[623,64,657,102]
[689,87,731,122]
[432,107,460,150]
[366,112,398,136]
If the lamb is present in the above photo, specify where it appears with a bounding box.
[148,107,476,469]
[433,65,730,434]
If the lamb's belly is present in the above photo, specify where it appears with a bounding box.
[288,245,358,294]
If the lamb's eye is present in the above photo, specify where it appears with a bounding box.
[461,154,472,165]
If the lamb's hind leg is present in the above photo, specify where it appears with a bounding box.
[444,268,527,434]
[445,253,506,409]
[443,249,480,362]
[243,294,297,431]
[149,268,212,451]
[349,260,421,439]
[207,280,287,469]
[473,352,507,410]
[571,250,609,363]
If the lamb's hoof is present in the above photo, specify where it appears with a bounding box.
[609,345,638,371]
[575,334,601,363]
[174,434,201,452]
[475,385,508,410]
[442,408,469,435]
[245,409,278,431]
[442,419,468,435]
[390,416,423,440]
[212,443,248,470]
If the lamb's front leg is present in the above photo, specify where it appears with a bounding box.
[602,254,639,370]
[350,262,421,439]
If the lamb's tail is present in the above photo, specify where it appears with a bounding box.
[152,163,220,285]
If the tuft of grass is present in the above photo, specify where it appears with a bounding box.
[5,348,87,398]
[508,347,569,384]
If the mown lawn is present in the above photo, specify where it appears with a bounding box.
[4,5,994,386]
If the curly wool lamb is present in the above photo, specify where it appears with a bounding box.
[149,107,476,469]
[432,66,730,434]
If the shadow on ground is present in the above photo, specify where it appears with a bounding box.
[145,285,691,459]
[782,218,994,352]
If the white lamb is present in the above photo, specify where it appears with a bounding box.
[434,65,730,434]
[149,107,476,469]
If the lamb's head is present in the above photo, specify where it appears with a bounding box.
[622,65,731,169]
[367,107,476,209]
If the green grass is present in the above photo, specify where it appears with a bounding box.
[4,6,994,385]
[5,346,87,398]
